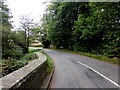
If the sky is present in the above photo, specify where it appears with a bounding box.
[7,0,118,30]
[7,0,50,30]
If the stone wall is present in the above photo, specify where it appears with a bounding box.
[0,52,47,89]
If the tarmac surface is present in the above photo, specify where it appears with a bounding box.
[44,49,119,88]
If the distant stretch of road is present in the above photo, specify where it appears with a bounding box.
[44,49,119,88]
[29,47,43,50]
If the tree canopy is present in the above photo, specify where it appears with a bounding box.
[41,2,120,57]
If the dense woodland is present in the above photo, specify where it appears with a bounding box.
[1,1,120,59]
[41,2,120,58]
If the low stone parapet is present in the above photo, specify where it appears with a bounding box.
[0,52,47,90]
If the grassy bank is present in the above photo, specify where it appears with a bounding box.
[30,44,43,47]
[29,49,41,53]
[40,50,53,75]
[50,48,120,65]
[29,49,53,75]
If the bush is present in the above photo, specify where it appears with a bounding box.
[0,52,36,78]
[72,45,87,52]
[0,59,27,77]
[2,45,23,59]
[20,53,36,61]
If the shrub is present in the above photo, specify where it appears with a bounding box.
[2,45,23,59]
[20,53,36,61]
[0,59,27,77]
[0,52,36,78]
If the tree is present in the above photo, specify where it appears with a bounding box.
[73,2,120,56]
[41,2,120,57]
[0,0,16,59]
[19,15,35,53]
[89,2,120,56]
[41,2,89,49]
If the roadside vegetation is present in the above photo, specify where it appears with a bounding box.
[29,49,41,53]
[0,52,37,78]
[40,2,120,64]
[29,49,53,75]
[1,0,119,78]
[51,49,120,65]
[1,48,53,78]
[41,50,53,75]
[0,1,40,78]
[30,44,44,47]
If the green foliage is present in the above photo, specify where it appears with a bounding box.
[1,1,38,59]
[2,45,23,59]
[73,2,120,57]
[41,2,89,49]
[51,49,120,65]
[2,27,24,59]
[1,59,27,77]
[0,1,12,27]
[40,50,53,74]
[29,49,41,53]
[20,53,36,61]
[29,49,53,74]
[41,2,120,60]
[1,1,25,59]
[30,44,43,47]
[19,15,36,53]
[1,1,13,58]
[46,54,53,74]
[1,52,36,77]
[41,35,50,48]
[12,31,26,53]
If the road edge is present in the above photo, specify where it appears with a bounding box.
[40,61,55,89]
[50,48,119,66]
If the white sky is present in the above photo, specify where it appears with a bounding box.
[7,0,50,30]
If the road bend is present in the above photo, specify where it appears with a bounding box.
[44,49,119,88]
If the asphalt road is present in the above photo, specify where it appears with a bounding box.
[44,49,119,88]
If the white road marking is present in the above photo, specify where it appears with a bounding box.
[65,55,119,88]
[66,56,71,59]
[77,61,120,88]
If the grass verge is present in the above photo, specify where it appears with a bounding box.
[29,49,53,75]
[29,49,41,53]
[40,50,53,75]
[30,44,43,47]
[50,48,120,65]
